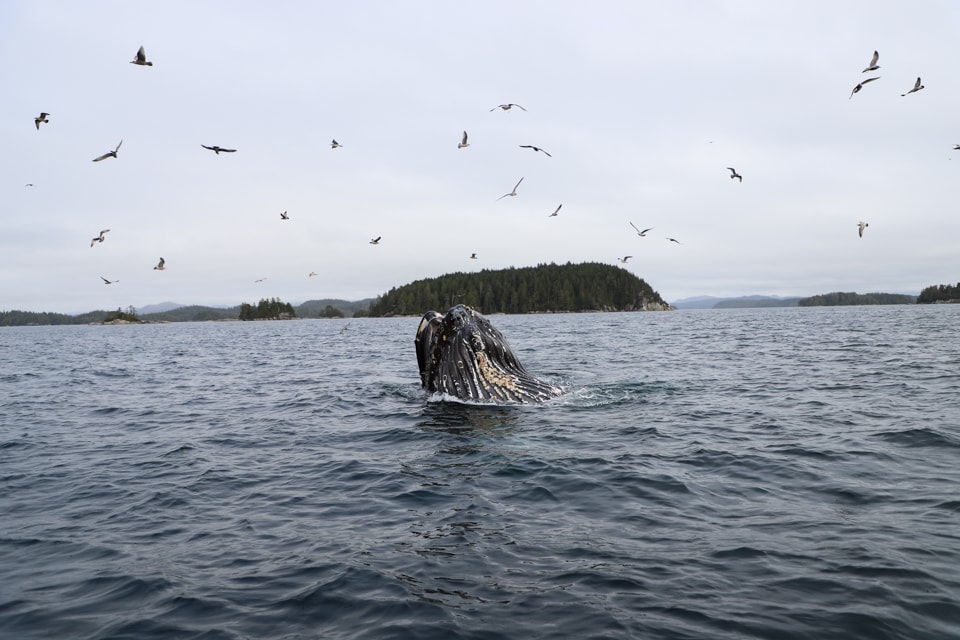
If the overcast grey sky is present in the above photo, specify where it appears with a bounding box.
[4,1,959,313]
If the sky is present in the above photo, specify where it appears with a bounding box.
[3,1,959,314]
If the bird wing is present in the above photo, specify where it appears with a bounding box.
[136,46,147,62]
[862,76,880,85]
[158,257,165,267]
[513,177,524,190]
[461,131,468,144]
[101,277,110,284]
[201,144,213,151]
[92,152,111,162]
[515,104,527,111]
[629,221,641,233]
[914,77,922,89]
[114,139,123,152]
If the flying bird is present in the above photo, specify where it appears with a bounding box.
[901,77,924,96]
[519,144,552,157]
[90,229,110,247]
[254,278,267,283]
[153,257,166,270]
[201,144,236,154]
[370,236,381,245]
[862,50,880,73]
[331,139,342,149]
[666,237,682,244]
[497,177,524,200]
[458,131,470,149]
[470,253,478,259]
[490,103,526,112]
[280,211,289,220]
[850,76,880,99]
[130,46,152,66]
[24,183,34,187]
[858,221,869,237]
[34,112,49,130]
[618,256,632,263]
[630,222,653,236]
[92,140,123,162]
[548,204,562,217]
[308,271,317,277]
[726,167,742,182]
[954,144,960,151]
[100,276,118,285]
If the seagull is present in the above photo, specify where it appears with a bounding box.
[90,229,110,247]
[458,131,470,149]
[92,140,123,162]
[497,177,524,200]
[630,222,653,236]
[850,76,880,99]
[618,256,632,263]
[201,144,236,154]
[331,139,342,149]
[548,204,562,217]
[34,112,50,130]
[862,50,880,73]
[24,183,34,187]
[153,257,166,270]
[666,237,682,244]
[131,46,152,66]
[255,278,267,283]
[726,167,742,182]
[954,144,960,151]
[470,253,478,259]
[858,221,869,237]
[901,77,924,96]
[101,276,118,285]
[490,103,527,112]
[280,211,289,220]
[519,144,552,157]
[370,236,381,245]
[308,271,317,277]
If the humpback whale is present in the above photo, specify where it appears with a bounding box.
[415,304,563,404]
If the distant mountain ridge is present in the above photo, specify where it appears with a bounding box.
[670,295,801,310]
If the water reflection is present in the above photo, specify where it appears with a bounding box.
[415,401,520,435]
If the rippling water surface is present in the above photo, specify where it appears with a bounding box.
[2,306,959,639]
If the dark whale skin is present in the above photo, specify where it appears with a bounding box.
[415,304,563,404]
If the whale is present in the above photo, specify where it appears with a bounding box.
[415,304,563,403]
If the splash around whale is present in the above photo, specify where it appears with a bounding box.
[415,304,564,404]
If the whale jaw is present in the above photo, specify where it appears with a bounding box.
[415,305,563,404]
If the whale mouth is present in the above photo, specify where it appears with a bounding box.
[415,305,563,404]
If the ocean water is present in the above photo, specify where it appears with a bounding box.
[2,306,959,640]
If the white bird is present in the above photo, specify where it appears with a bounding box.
[130,46,152,66]
[331,139,342,149]
[727,167,742,182]
[850,76,880,99]
[862,50,880,73]
[630,222,653,236]
[90,229,110,247]
[101,276,118,285]
[34,112,49,130]
[370,236,381,245]
[548,204,562,217]
[519,144,551,157]
[901,77,924,96]
[497,177,524,200]
[858,221,869,238]
[458,131,470,149]
[618,256,632,263]
[153,257,166,270]
[490,103,526,112]
[201,144,236,154]
[92,140,123,162]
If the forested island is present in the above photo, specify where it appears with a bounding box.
[365,262,669,317]
[916,282,960,304]
[796,292,917,306]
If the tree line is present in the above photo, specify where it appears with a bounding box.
[238,298,297,320]
[796,292,916,306]
[365,262,668,317]
[917,282,960,304]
